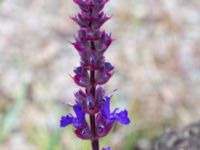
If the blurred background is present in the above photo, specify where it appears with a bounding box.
[0,0,200,149]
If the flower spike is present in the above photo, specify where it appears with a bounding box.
[60,0,131,149]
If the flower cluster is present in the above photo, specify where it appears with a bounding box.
[60,0,130,149]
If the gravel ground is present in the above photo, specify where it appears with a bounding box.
[155,121,200,150]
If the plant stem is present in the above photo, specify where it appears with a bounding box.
[90,114,99,150]
[88,6,99,148]
[89,70,99,150]
[89,38,99,150]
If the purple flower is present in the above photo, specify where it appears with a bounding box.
[102,146,111,150]
[96,96,130,137]
[75,87,105,114]
[101,96,130,125]
[95,62,114,85]
[60,104,91,139]
[60,104,85,128]
[73,66,90,87]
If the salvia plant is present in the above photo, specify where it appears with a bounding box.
[60,0,130,149]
